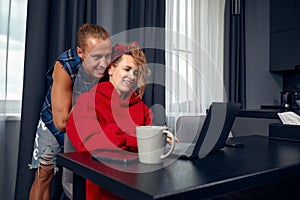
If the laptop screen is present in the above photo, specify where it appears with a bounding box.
[194,102,241,158]
[172,102,240,159]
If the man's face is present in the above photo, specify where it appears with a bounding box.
[78,38,112,81]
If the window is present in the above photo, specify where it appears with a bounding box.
[0,0,28,116]
[165,0,226,130]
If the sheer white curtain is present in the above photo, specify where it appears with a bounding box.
[0,0,27,117]
[0,0,27,198]
[165,0,226,130]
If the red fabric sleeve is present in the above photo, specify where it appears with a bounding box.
[66,113,85,151]
[66,93,126,152]
[123,103,153,149]
[124,134,137,147]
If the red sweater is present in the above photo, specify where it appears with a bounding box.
[66,82,152,200]
[66,81,153,152]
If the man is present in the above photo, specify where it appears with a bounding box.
[28,23,112,200]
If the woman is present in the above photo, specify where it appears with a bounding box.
[66,42,152,199]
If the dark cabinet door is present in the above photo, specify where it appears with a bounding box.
[269,0,300,72]
[270,0,295,32]
[294,28,300,68]
[296,1,300,28]
[270,30,294,71]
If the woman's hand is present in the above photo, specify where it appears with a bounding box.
[166,132,180,144]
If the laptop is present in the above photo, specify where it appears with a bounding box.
[172,102,241,159]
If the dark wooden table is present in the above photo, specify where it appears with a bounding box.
[57,135,300,199]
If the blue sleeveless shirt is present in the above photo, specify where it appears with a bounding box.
[40,49,97,149]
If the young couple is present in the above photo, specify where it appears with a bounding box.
[29,23,153,200]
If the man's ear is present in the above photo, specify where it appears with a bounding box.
[76,47,85,60]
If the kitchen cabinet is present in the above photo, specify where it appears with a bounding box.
[270,30,294,71]
[270,0,295,33]
[296,1,300,28]
[294,28,300,68]
[270,0,300,72]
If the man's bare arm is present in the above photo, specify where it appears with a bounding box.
[51,61,73,132]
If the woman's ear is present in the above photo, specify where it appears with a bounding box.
[108,67,113,76]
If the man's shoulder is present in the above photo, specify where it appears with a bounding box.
[59,49,79,61]
[58,49,81,73]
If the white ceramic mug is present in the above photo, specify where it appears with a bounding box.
[136,126,175,164]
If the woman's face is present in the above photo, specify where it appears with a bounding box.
[109,54,139,96]
[77,38,112,81]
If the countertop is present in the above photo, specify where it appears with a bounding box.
[238,108,300,119]
[237,109,280,119]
